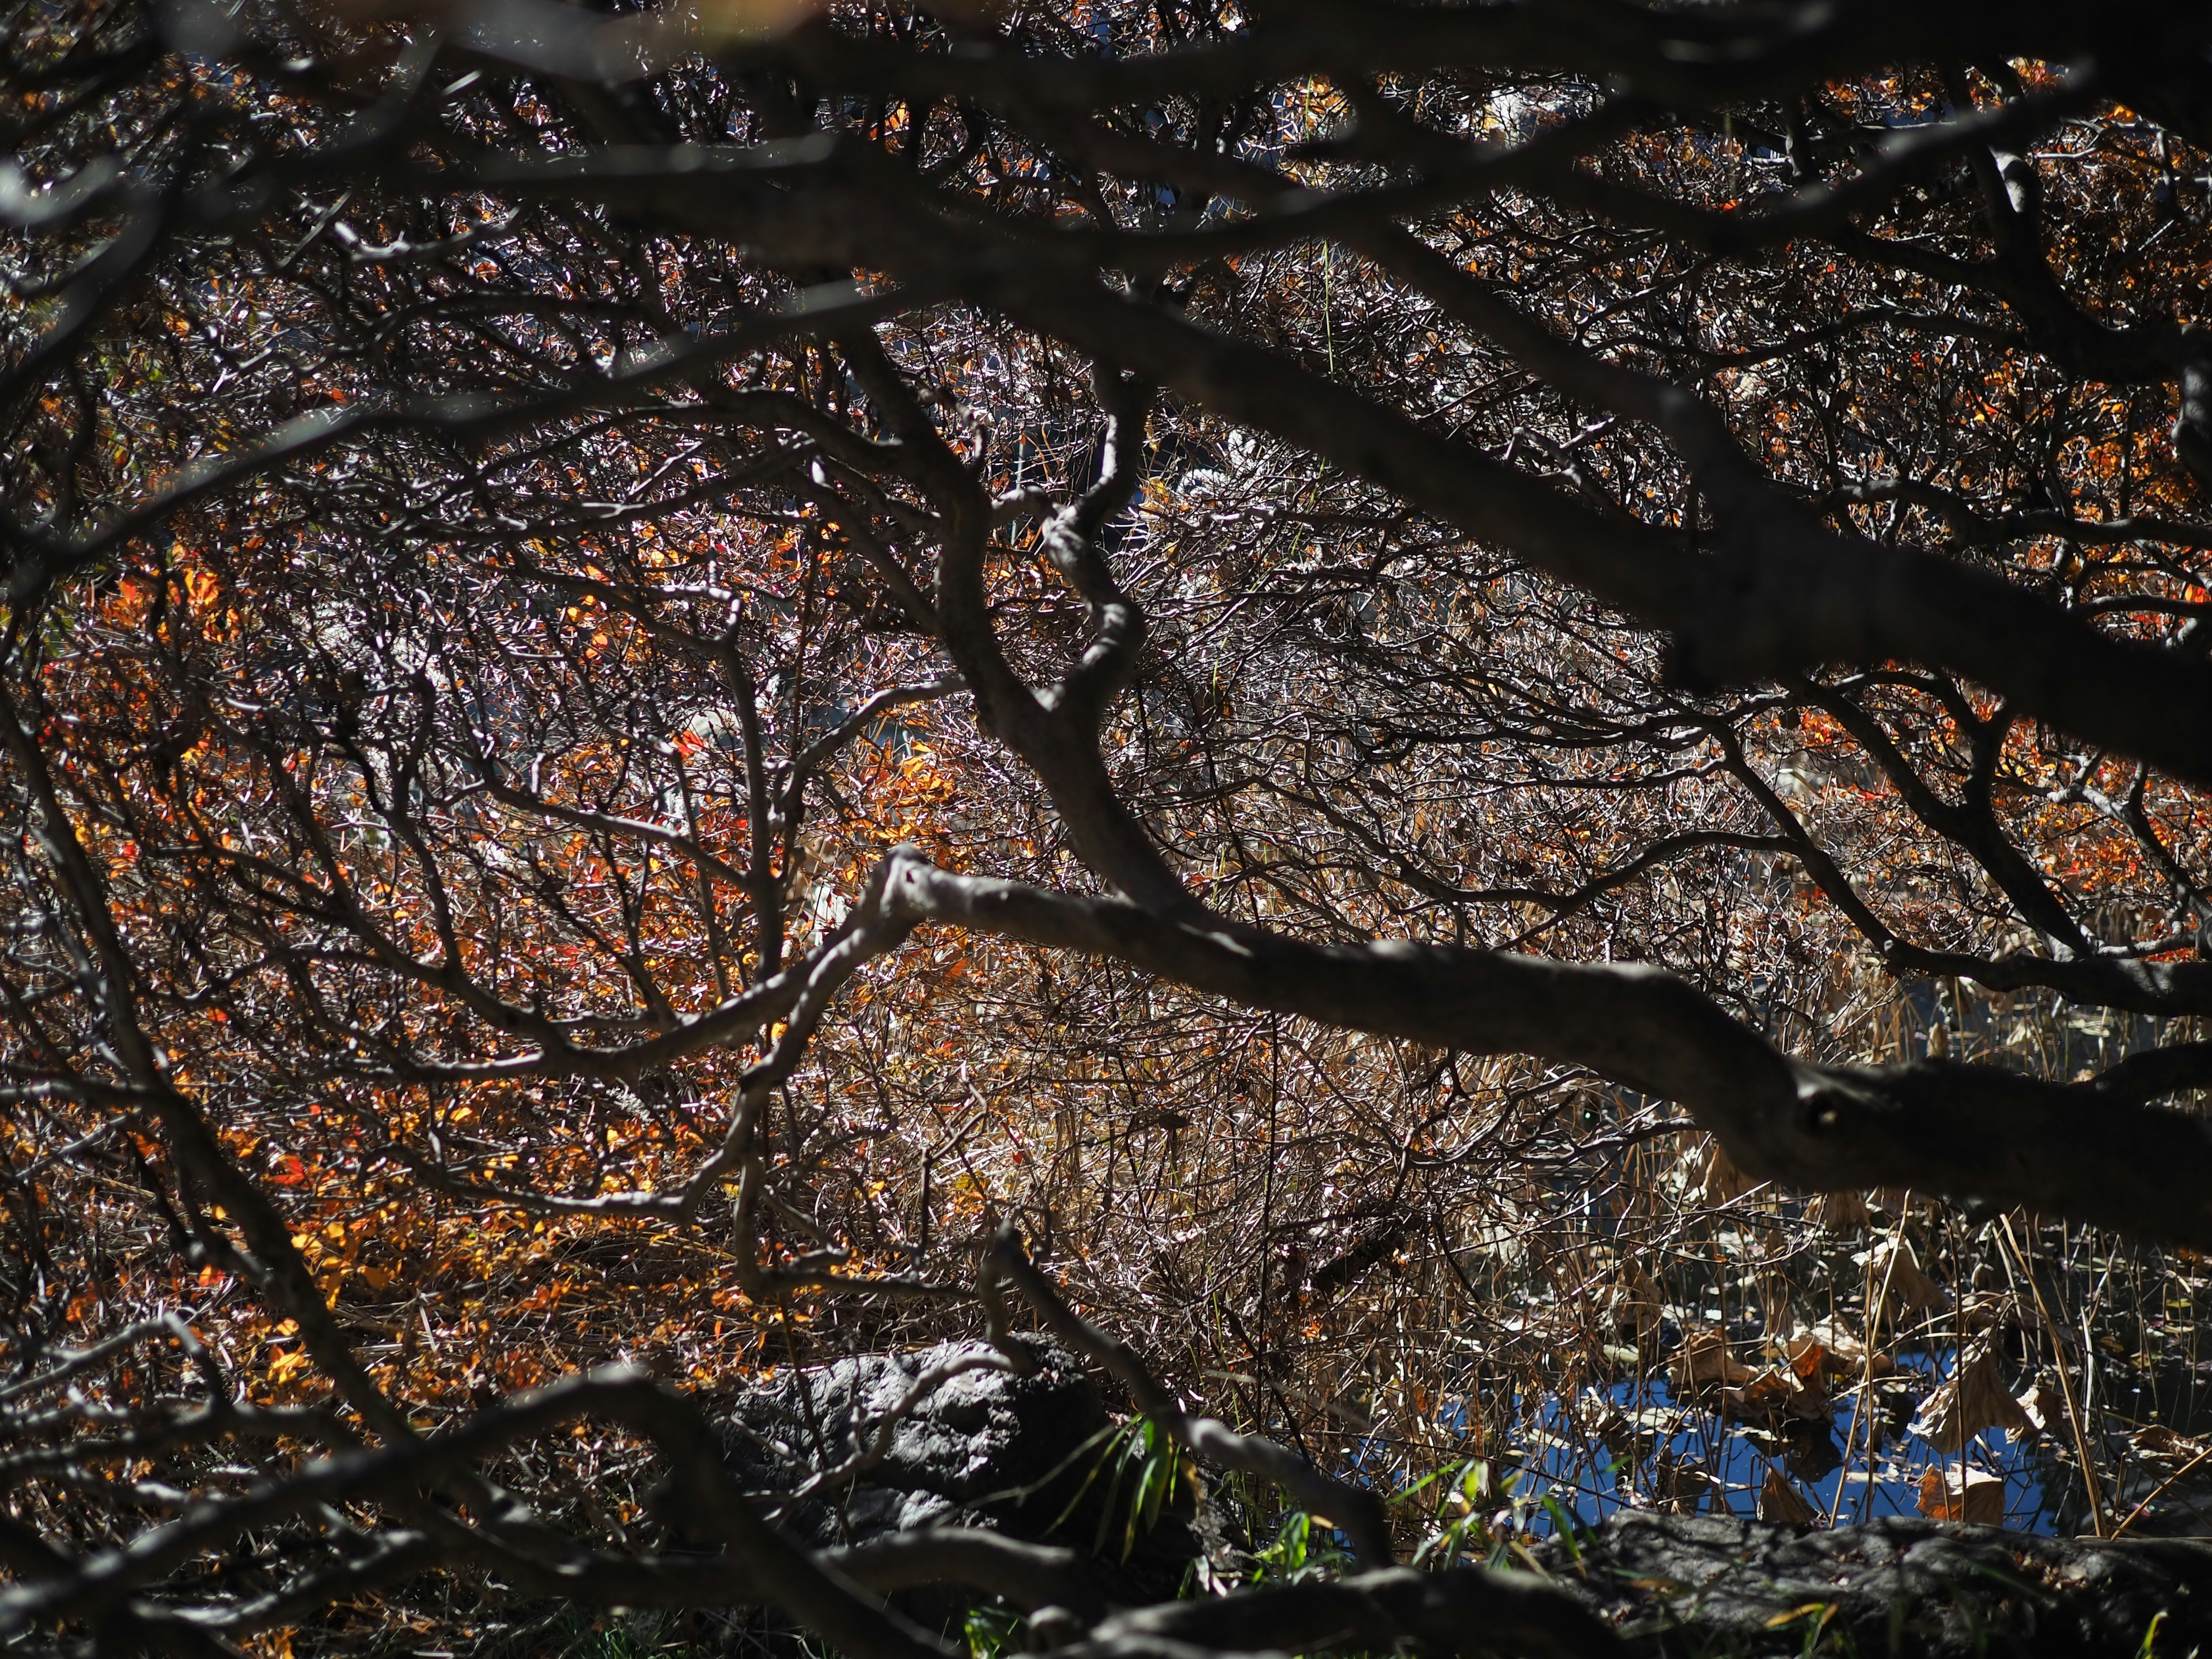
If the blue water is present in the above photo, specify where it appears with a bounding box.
[1385,1346,2061,1541]
[1504,1354,2052,1531]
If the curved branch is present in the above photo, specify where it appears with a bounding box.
[1090,1564,1620,1659]
[988,272,2212,791]
[827,1531,1107,1622]
[871,851,2212,1248]
[2093,1042,2212,1105]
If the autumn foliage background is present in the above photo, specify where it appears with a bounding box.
[8,2,2212,1654]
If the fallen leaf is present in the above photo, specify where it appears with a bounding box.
[2017,1380,2063,1435]
[2132,1424,2209,1464]
[1732,1361,1829,1424]
[1916,1466,2004,1525]
[1683,1138,1752,1206]
[1796,1324,1896,1378]
[1806,1190,1869,1232]
[1609,1263,1664,1336]
[1911,1338,2031,1450]
[1652,1449,1714,1514]
[1784,1334,1851,1383]
[1862,1238,1951,1326]
[1960,1289,2039,1335]
[1759,1467,1817,1526]
[1672,1328,1753,1392]
[1576,1390,1642,1460]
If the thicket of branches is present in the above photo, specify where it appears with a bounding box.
[7,0,2212,1653]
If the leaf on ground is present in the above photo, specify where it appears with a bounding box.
[2131,1423,2210,1464]
[1910,1338,2031,1450]
[1759,1467,1817,1526]
[1862,1238,1952,1323]
[1806,1190,1869,1232]
[1683,1138,1753,1206]
[1671,1328,1753,1392]
[1916,1466,2005,1525]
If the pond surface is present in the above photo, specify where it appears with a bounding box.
[1497,1344,2063,1535]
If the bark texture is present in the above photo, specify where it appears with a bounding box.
[1535,1512,2212,1657]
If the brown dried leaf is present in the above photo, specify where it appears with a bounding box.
[1609,1263,1664,1336]
[2132,1424,2210,1464]
[1759,1467,1817,1527]
[1863,1238,1952,1325]
[1575,1389,1654,1464]
[1730,1372,1789,1418]
[2017,1380,2063,1436]
[1652,1450,1714,1514]
[1672,1328,1753,1393]
[1796,1325,1896,1378]
[1783,1369,1832,1422]
[1684,1138,1752,1206]
[1960,1289,2039,1335]
[1785,1335,1836,1381]
[1733,1358,1830,1424]
[1806,1190,1869,1232]
[1911,1339,2031,1450]
[1916,1467,2005,1525]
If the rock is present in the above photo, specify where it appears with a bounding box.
[721,1340,1105,1544]
[1534,1511,2212,1657]
[717,1339,1229,1607]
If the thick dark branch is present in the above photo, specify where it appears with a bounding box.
[826,1531,1107,1622]
[836,332,1199,919]
[878,853,2212,1248]
[1089,1564,1621,1659]
[991,275,2212,790]
[2094,1043,2212,1105]
[451,110,2212,790]
[1039,369,1153,728]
